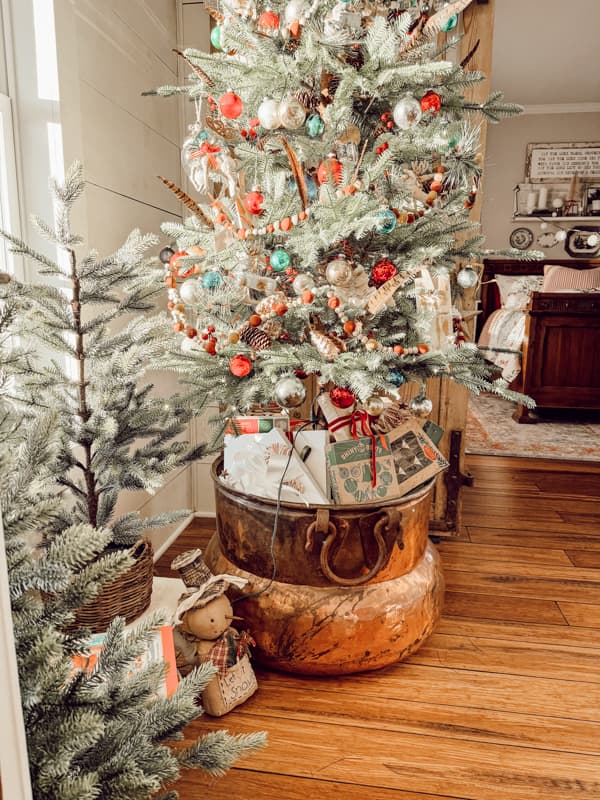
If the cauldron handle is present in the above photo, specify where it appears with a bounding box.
[317,509,393,587]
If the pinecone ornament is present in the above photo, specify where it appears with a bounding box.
[371,402,413,434]
[240,326,272,350]
[309,327,346,360]
[344,45,364,70]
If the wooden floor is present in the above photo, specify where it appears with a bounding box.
[156,454,600,799]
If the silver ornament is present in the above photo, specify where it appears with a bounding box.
[179,278,200,304]
[274,375,306,408]
[325,256,353,286]
[392,95,423,130]
[364,396,385,416]
[409,394,433,419]
[456,266,479,289]
[279,97,306,130]
[293,273,313,295]
[257,97,281,130]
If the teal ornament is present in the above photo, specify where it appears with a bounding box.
[210,25,222,49]
[447,133,460,150]
[375,209,397,234]
[390,369,405,387]
[202,271,222,289]
[306,113,325,138]
[269,248,291,271]
[441,13,458,32]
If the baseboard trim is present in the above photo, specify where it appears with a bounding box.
[152,511,217,562]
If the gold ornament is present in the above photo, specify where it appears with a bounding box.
[364,396,385,416]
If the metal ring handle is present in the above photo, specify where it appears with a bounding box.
[320,519,387,587]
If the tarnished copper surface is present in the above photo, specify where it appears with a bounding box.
[205,537,444,675]
[212,457,434,587]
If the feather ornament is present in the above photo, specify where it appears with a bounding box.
[423,0,475,38]
[157,177,214,229]
[173,49,215,87]
[309,322,346,360]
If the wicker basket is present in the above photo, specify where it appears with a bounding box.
[73,539,154,631]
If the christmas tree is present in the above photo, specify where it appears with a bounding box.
[0,185,266,799]
[0,162,206,545]
[153,0,533,423]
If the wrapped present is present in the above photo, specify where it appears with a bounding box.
[327,434,400,505]
[224,413,289,435]
[223,428,329,505]
[386,419,449,498]
[414,267,454,352]
[317,392,373,442]
[292,429,331,501]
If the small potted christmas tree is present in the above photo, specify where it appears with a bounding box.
[0,163,206,629]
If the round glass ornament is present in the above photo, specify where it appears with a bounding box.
[274,375,307,408]
[375,209,397,234]
[392,95,423,130]
[270,248,291,271]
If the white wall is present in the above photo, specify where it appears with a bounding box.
[481,112,600,254]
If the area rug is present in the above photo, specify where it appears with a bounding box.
[465,393,600,461]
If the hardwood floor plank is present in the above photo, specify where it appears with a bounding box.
[437,616,600,649]
[566,550,600,569]
[410,632,600,683]
[438,542,572,568]
[210,682,600,756]
[180,715,600,799]
[173,769,468,800]
[444,566,600,604]
[258,665,600,723]
[558,602,600,628]
[443,590,566,625]
[467,527,600,552]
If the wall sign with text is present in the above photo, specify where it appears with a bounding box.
[525,142,600,182]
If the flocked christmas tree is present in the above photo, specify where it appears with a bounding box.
[0,162,205,546]
[0,183,266,798]
[153,0,533,425]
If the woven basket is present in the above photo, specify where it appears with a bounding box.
[73,539,154,631]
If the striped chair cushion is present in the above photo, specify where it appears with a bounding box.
[542,264,600,292]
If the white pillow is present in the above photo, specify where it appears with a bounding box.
[495,274,543,310]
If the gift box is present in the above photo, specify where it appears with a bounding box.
[223,428,329,505]
[225,414,289,435]
[292,429,331,501]
[327,435,400,505]
[386,419,449,497]
[317,392,374,442]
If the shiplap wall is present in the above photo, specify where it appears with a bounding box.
[55,0,195,550]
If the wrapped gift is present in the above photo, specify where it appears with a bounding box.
[386,419,449,498]
[225,414,289,435]
[317,392,373,442]
[327,435,400,505]
[223,428,329,505]
[414,267,454,352]
[292,429,331,501]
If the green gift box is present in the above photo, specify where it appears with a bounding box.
[327,435,400,505]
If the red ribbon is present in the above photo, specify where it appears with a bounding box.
[329,410,384,488]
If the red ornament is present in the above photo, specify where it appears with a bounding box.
[244,190,264,215]
[420,91,442,114]
[219,91,243,119]
[371,258,398,286]
[330,386,355,409]
[258,9,280,28]
[317,156,343,185]
[229,354,253,377]
[168,250,187,271]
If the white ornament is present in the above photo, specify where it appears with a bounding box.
[257,97,281,130]
[293,273,313,295]
[555,230,567,242]
[279,97,306,130]
[215,149,238,197]
[179,279,200,303]
[456,266,479,289]
[284,0,305,24]
[392,95,423,130]
[587,233,600,248]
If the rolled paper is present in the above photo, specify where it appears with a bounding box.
[538,186,548,210]
[526,192,537,214]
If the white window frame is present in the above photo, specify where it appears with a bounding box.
[0,90,24,278]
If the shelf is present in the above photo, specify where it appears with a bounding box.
[511,216,599,223]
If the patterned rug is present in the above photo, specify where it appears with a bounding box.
[465,393,600,462]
